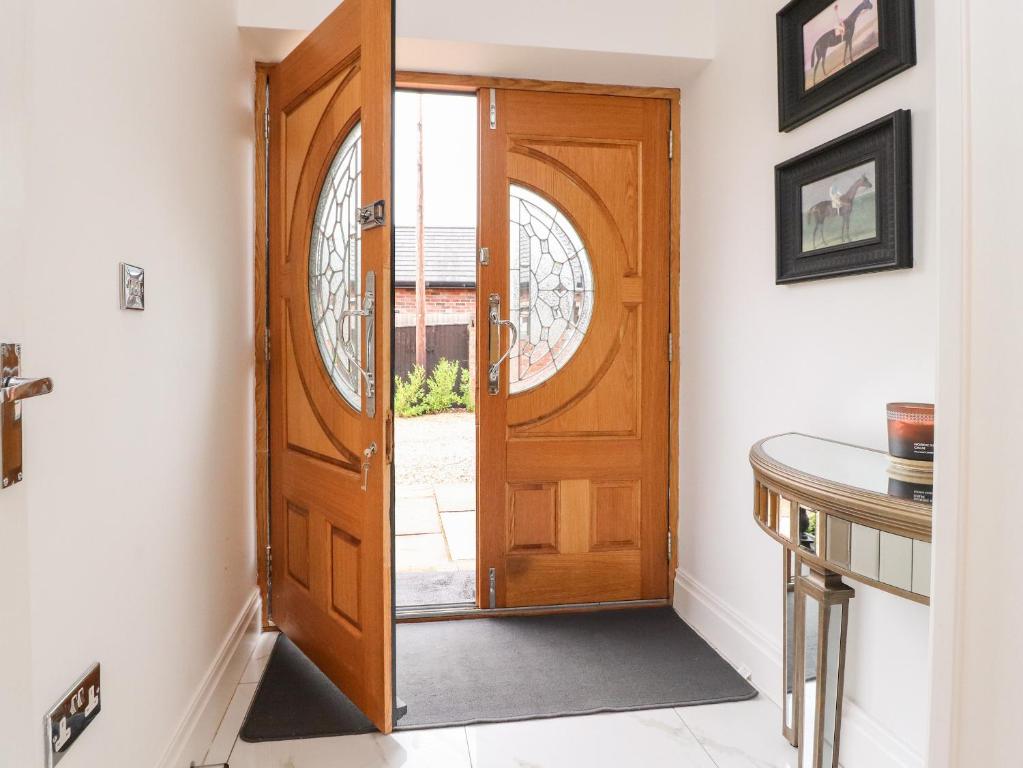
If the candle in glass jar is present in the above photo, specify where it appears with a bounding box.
[886,402,935,462]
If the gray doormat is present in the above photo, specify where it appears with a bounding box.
[396,607,756,729]
[396,571,475,607]
[239,634,375,741]
[239,607,756,740]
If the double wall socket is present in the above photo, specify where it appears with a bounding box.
[44,663,101,767]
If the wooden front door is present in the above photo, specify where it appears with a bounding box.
[477,89,671,608]
[267,0,395,732]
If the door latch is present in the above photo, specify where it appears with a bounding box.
[1,343,54,489]
[358,200,386,229]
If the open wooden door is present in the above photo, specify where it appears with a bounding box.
[267,0,395,732]
[477,89,671,608]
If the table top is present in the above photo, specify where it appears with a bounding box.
[750,433,932,604]
[757,433,932,508]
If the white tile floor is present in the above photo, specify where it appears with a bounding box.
[201,632,801,768]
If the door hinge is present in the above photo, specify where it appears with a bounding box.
[264,104,270,141]
[359,200,386,229]
[264,328,271,363]
[668,332,673,363]
[667,531,673,562]
[488,88,497,130]
[488,567,496,608]
[478,246,490,266]
[668,129,674,160]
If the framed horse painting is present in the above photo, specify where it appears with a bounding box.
[777,0,915,131]
[775,110,911,284]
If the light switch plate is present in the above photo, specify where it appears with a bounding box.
[120,263,144,310]
[44,663,101,767]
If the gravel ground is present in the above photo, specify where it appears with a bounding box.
[394,411,475,485]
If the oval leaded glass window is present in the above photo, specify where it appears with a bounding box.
[309,122,362,411]
[508,184,595,394]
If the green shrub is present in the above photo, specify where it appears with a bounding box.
[395,359,477,417]
[459,367,475,412]
[422,358,462,413]
[394,365,427,417]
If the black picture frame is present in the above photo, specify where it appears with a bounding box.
[777,0,916,132]
[775,110,911,285]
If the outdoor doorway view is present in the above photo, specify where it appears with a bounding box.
[394,91,478,609]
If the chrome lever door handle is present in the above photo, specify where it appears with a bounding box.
[360,442,378,491]
[0,376,54,404]
[1,343,53,488]
[487,293,518,395]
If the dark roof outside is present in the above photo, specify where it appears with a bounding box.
[394,226,476,286]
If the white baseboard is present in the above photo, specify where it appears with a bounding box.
[673,571,923,768]
[156,588,261,768]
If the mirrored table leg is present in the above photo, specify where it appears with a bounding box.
[782,549,798,746]
[794,565,854,768]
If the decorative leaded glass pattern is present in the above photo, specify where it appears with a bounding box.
[309,122,362,410]
[508,184,595,394]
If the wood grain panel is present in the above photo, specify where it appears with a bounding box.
[506,439,642,481]
[284,319,360,471]
[284,66,355,241]
[505,551,642,606]
[590,481,641,550]
[330,526,362,629]
[513,308,639,438]
[518,139,640,274]
[286,502,310,588]
[507,483,559,553]
[558,480,591,554]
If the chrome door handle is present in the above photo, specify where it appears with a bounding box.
[360,442,378,491]
[1,343,54,489]
[337,271,376,417]
[487,293,518,395]
[0,376,53,404]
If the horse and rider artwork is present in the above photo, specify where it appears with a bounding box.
[803,0,880,91]
[776,0,916,131]
[801,160,877,252]
[775,110,912,284]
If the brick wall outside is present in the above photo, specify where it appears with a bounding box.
[394,287,476,316]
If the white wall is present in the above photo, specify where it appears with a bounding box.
[928,1,1023,765]
[239,0,714,58]
[0,2,35,766]
[0,1,259,765]
[237,0,714,84]
[675,2,935,766]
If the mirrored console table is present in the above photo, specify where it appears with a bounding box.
[750,433,932,768]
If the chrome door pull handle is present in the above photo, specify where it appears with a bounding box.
[336,271,376,417]
[0,376,53,404]
[487,293,518,395]
[360,442,378,491]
